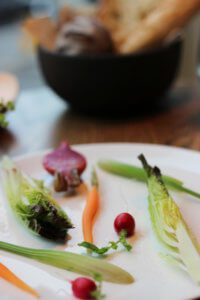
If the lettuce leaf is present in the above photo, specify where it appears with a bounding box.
[139,154,200,284]
[1,157,73,242]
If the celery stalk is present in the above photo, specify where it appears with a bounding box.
[98,160,200,200]
[0,241,134,284]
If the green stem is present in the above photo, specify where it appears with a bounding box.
[98,160,200,200]
[0,241,134,284]
[78,231,132,255]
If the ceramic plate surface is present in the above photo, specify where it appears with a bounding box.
[0,143,200,300]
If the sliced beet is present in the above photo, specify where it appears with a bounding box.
[43,142,87,192]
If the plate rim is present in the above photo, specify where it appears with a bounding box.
[1,142,200,299]
[10,142,200,162]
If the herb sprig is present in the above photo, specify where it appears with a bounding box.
[78,231,132,255]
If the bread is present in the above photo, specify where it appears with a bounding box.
[58,4,97,28]
[98,0,200,53]
[119,0,200,53]
[23,5,97,50]
[98,0,162,46]
[23,17,57,50]
[23,0,200,54]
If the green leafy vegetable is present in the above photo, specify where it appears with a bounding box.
[79,231,132,255]
[0,114,8,128]
[0,241,134,284]
[1,157,73,242]
[138,154,200,284]
[98,160,200,200]
[0,100,15,128]
[0,100,15,113]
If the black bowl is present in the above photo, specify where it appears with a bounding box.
[37,37,182,114]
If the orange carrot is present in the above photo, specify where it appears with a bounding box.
[82,170,99,243]
[0,262,39,298]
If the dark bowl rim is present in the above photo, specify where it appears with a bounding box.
[38,34,183,60]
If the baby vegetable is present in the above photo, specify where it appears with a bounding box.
[72,277,97,299]
[43,142,87,192]
[0,241,134,284]
[139,154,200,284]
[1,157,73,242]
[74,274,104,300]
[79,213,133,255]
[0,262,39,298]
[72,276,105,300]
[82,170,99,243]
[114,213,135,237]
[98,160,200,200]
[79,231,132,255]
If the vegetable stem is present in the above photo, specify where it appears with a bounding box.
[98,160,200,200]
[0,241,134,284]
[79,231,132,255]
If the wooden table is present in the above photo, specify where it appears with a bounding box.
[0,82,200,157]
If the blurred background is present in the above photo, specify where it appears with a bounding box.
[0,0,200,90]
[0,0,88,89]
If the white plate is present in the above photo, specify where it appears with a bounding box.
[1,143,200,300]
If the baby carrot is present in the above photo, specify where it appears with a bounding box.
[82,170,99,243]
[0,262,39,298]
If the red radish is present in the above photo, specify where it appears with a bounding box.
[43,142,87,191]
[114,213,135,237]
[72,277,97,299]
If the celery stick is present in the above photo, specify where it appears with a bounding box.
[0,241,134,284]
[98,160,200,200]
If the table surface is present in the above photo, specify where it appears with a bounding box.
[1,82,200,157]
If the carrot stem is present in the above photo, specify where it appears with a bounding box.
[0,262,39,298]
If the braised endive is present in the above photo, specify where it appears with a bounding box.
[138,154,200,284]
[0,241,134,284]
[98,160,200,200]
[1,157,73,242]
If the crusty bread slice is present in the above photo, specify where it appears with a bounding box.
[58,4,97,28]
[98,0,200,53]
[23,17,57,50]
[23,4,97,50]
[119,0,200,53]
[98,0,162,36]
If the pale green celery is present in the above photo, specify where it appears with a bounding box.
[0,241,134,284]
[98,160,200,200]
[139,154,200,284]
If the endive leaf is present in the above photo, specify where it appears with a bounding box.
[139,154,200,284]
[1,157,73,242]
